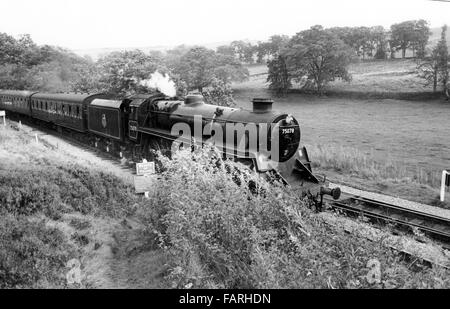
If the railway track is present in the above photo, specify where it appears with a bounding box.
[325,193,450,249]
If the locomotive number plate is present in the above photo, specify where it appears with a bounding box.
[281,128,295,134]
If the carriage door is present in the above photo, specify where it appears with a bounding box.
[128,106,138,141]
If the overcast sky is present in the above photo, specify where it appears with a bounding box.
[0,0,448,50]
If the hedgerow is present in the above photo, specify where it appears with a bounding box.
[0,164,139,218]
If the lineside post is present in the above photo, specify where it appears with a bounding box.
[0,110,5,126]
[441,170,450,202]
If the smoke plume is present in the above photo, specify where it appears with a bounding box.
[140,71,176,97]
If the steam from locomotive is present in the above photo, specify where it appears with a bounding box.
[139,71,177,97]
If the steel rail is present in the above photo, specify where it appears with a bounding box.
[325,193,450,241]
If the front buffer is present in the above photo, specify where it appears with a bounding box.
[276,146,341,210]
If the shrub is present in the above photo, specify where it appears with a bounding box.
[0,164,140,218]
[0,214,75,288]
[139,147,310,288]
[139,146,450,288]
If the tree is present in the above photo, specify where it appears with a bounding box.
[216,45,235,58]
[202,78,235,107]
[390,20,430,59]
[390,21,416,58]
[416,25,448,93]
[169,46,248,92]
[353,27,372,59]
[266,35,290,56]
[255,41,270,63]
[372,26,388,59]
[436,25,449,92]
[282,26,353,94]
[267,55,291,96]
[0,32,23,65]
[254,35,290,64]
[214,53,249,84]
[0,32,92,91]
[412,20,431,58]
[416,48,440,92]
[89,50,164,95]
[230,40,254,64]
[172,46,217,92]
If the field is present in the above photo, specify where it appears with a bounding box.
[232,59,450,206]
[233,59,432,94]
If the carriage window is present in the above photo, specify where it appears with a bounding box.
[69,105,72,116]
[45,102,48,110]
[76,106,80,117]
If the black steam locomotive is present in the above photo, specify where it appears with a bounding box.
[0,89,340,206]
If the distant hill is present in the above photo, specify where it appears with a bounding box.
[71,27,449,60]
[72,40,259,60]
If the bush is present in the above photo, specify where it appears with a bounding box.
[0,214,75,288]
[0,164,140,218]
[139,148,308,288]
[139,147,450,288]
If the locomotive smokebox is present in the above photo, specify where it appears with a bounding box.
[252,98,273,113]
[185,93,205,105]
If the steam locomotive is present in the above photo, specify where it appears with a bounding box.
[0,89,340,207]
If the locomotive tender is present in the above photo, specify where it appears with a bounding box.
[0,89,340,206]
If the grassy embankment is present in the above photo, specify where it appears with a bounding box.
[0,125,165,288]
[1,124,450,288]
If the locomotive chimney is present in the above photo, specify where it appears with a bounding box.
[252,98,273,112]
[185,93,205,105]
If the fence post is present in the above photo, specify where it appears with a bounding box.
[0,110,5,126]
[441,170,449,202]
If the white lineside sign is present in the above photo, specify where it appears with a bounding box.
[136,159,155,176]
[0,110,5,126]
[134,159,156,196]
[441,170,450,202]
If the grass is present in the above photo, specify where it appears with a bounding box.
[306,143,450,208]
[234,59,435,95]
[308,143,441,187]
[0,124,147,288]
